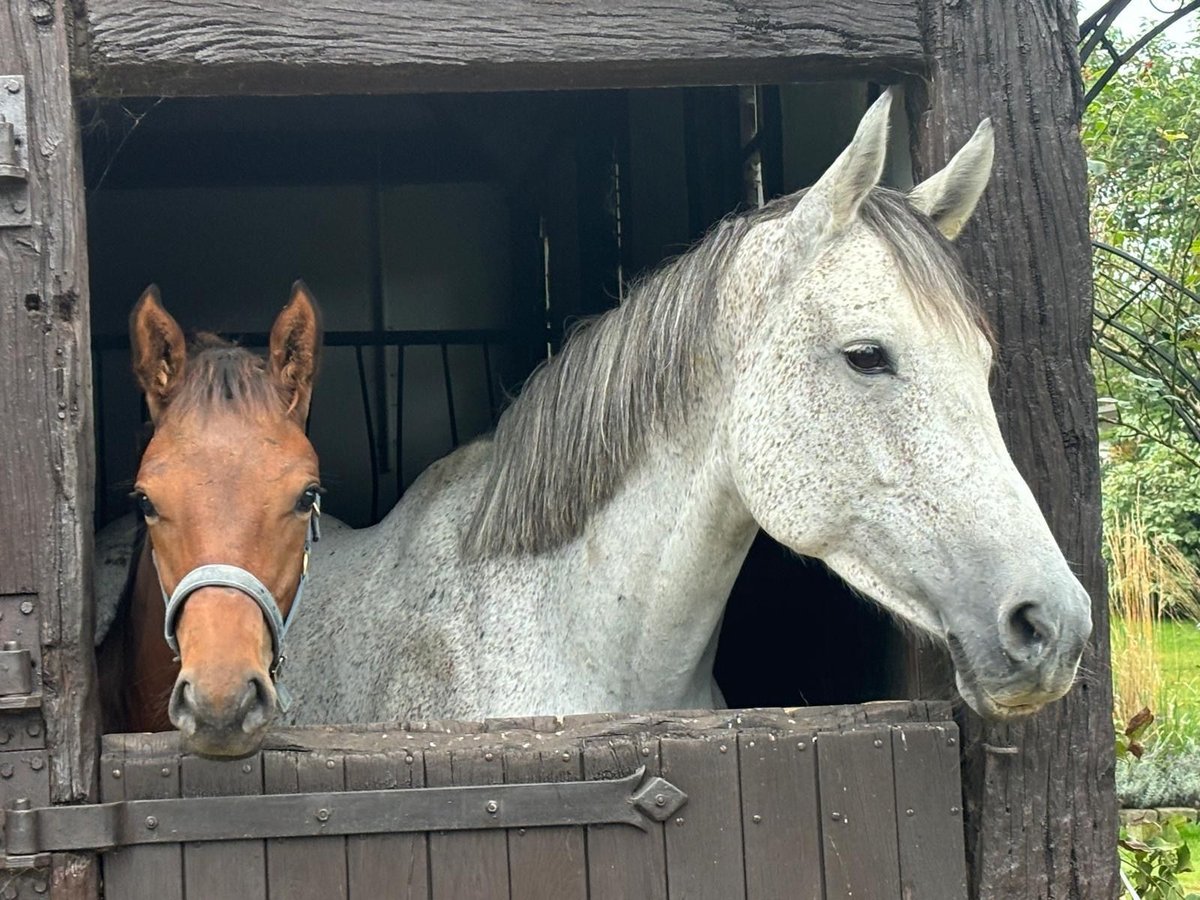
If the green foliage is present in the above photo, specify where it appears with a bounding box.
[1118,718,1200,899]
[1086,33,1200,575]
[1084,40,1200,291]
[1113,619,1200,777]
[1118,737,1200,808]
[1103,441,1200,565]
[1120,813,1200,900]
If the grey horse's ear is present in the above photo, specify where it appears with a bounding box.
[908,119,994,240]
[788,86,895,240]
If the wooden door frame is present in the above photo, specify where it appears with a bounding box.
[26,2,1113,897]
[911,4,1117,895]
[0,0,98,897]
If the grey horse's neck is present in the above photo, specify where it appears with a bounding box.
[502,402,758,713]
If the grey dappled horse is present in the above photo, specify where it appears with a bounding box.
[95,88,1091,726]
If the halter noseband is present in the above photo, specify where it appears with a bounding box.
[154,496,321,714]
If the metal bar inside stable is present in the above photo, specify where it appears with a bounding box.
[92,329,529,350]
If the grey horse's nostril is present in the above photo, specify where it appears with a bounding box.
[1002,602,1055,663]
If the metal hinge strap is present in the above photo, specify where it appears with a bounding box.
[0,766,685,865]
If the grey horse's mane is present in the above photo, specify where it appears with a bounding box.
[463,187,987,557]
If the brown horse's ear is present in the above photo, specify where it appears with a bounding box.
[129,285,187,423]
[269,281,323,423]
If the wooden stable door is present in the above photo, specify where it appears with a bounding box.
[93,704,966,900]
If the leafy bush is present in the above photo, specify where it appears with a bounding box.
[1121,814,1200,900]
[1118,739,1200,810]
[1104,444,1200,569]
[1086,34,1200,581]
[1118,717,1200,899]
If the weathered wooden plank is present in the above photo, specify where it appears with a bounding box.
[817,727,901,900]
[77,0,923,98]
[100,741,183,900]
[95,703,946,756]
[661,734,745,900]
[892,724,967,899]
[505,745,587,900]
[484,716,561,733]
[426,746,508,900]
[912,3,1116,898]
[738,732,823,900]
[408,719,487,735]
[0,0,98,895]
[264,750,348,900]
[345,749,429,900]
[584,737,667,900]
[181,755,267,900]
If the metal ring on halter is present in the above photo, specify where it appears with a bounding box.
[152,496,320,713]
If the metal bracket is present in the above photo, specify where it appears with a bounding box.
[0,598,43,712]
[0,766,687,865]
[0,642,37,711]
[0,76,31,229]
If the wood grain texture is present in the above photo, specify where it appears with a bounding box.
[505,745,588,900]
[264,750,348,900]
[738,732,823,900]
[891,725,967,900]
[181,755,267,900]
[584,737,667,900]
[661,734,745,900]
[816,728,901,900]
[76,0,923,97]
[99,702,953,756]
[0,0,98,895]
[911,3,1117,897]
[345,749,430,900]
[426,746,508,900]
[100,741,183,900]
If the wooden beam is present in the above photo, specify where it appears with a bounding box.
[0,0,100,897]
[75,0,923,98]
[910,4,1117,899]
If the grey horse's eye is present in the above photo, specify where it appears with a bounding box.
[843,343,893,375]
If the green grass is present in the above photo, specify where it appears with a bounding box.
[1159,620,1200,687]
[1154,620,1200,749]
[1160,622,1200,893]
[1182,821,1200,894]
[1122,621,1200,895]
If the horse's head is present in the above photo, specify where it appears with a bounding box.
[129,283,322,756]
[726,89,1092,720]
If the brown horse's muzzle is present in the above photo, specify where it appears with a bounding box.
[170,664,277,758]
[167,584,282,758]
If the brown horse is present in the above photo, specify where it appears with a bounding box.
[96,282,323,757]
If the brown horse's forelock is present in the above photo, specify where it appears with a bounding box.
[164,333,288,421]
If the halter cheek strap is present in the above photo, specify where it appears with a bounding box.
[154,496,321,714]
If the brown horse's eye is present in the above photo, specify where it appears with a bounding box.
[132,492,158,519]
[296,486,321,514]
[843,343,893,375]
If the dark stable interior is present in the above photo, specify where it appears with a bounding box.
[83,85,913,717]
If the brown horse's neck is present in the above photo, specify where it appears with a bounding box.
[97,536,179,734]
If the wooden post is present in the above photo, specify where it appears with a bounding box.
[912,3,1117,897]
[0,0,99,896]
